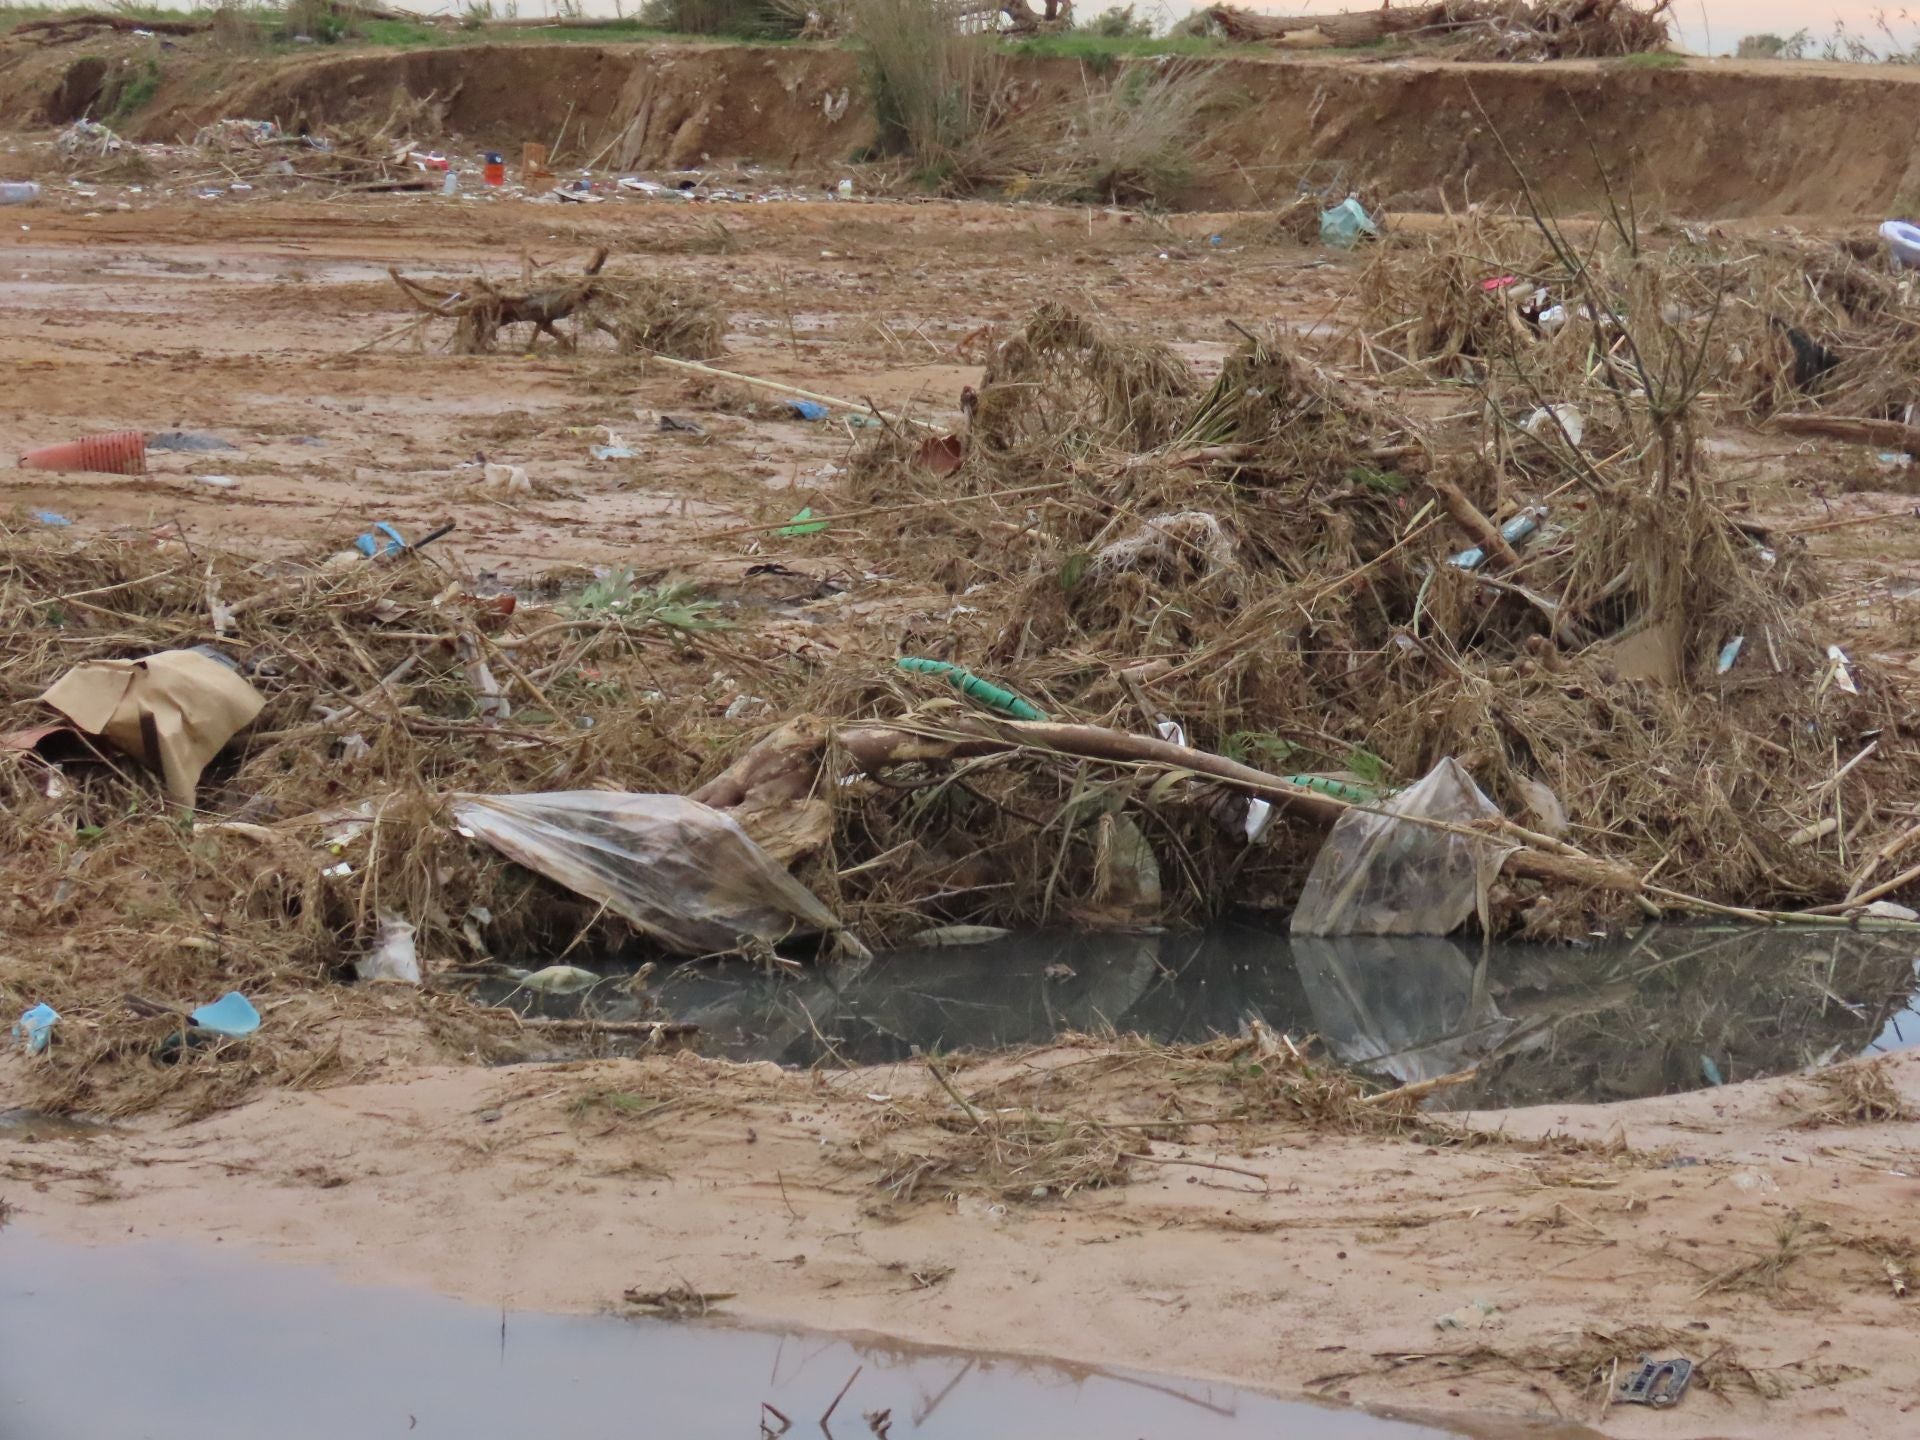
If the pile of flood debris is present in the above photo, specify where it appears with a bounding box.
[9,196,1920,1119]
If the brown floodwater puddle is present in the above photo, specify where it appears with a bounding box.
[0,1229,1599,1439]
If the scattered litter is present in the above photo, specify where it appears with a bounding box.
[194,475,240,489]
[189,992,260,1039]
[590,444,636,461]
[39,648,265,804]
[1522,404,1585,447]
[1448,508,1544,572]
[1617,1356,1694,1408]
[357,917,421,985]
[1864,900,1920,921]
[1434,1299,1501,1331]
[147,431,237,453]
[897,657,1049,721]
[450,792,849,956]
[658,415,704,434]
[1513,776,1568,837]
[56,119,120,159]
[784,400,830,422]
[836,178,855,198]
[1093,510,1237,577]
[355,522,408,558]
[1292,758,1512,937]
[1826,645,1860,696]
[1881,219,1920,270]
[519,964,603,994]
[482,463,531,493]
[1319,197,1378,249]
[12,1003,58,1054]
[913,433,966,476]
[912,925,1013,947]
[777,507,828,537]
[19,429,147,476]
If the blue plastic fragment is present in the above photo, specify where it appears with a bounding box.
[590,444,637,461]
[1700,1054,1725,1087]
[190,992,260,1039]
[1448,509,1543,572]
[354,521,407,558]
[1717,636,1745,675]
[13,1003,58,1054]
[785,400,830,422]
[32,510,71,527]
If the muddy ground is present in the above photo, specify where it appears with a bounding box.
[5,62,1920,1438]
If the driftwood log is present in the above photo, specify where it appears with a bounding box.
[692,715,1643,896]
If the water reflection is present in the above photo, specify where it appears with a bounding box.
[478,922,1920,1105]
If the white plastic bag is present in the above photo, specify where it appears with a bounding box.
[1290,758,1516,937]
[357,916,421,985]
[452,791,845,956]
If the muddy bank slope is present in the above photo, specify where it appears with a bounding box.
[8,37,1920,215]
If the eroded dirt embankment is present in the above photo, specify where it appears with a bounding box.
[7,36,1920,215]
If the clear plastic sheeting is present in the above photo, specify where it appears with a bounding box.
[1289,758,1516,937]
[452,792,845,956]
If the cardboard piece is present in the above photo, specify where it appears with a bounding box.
[40,649,264,804]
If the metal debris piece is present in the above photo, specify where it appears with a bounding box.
[1617,1355,1693,1407]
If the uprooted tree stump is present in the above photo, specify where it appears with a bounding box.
[389,247,612,354]
[384,248,726,359]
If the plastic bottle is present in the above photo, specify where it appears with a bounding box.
[0,181,40,206]
[482,152,505,187]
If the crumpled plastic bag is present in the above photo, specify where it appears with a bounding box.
[452,791,847,956]
[1290,758,1516,937]
[357,916,421,985]
[1319,196,1379,250]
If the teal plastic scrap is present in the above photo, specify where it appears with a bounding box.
[1319,197,1379,250]
[190,991,260,1039]
[13,1003,58,1054]
[897,657,1048,721]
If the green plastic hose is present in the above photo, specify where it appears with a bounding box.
[897,657,1049,722]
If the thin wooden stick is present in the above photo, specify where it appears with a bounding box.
[636,353,937,430]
